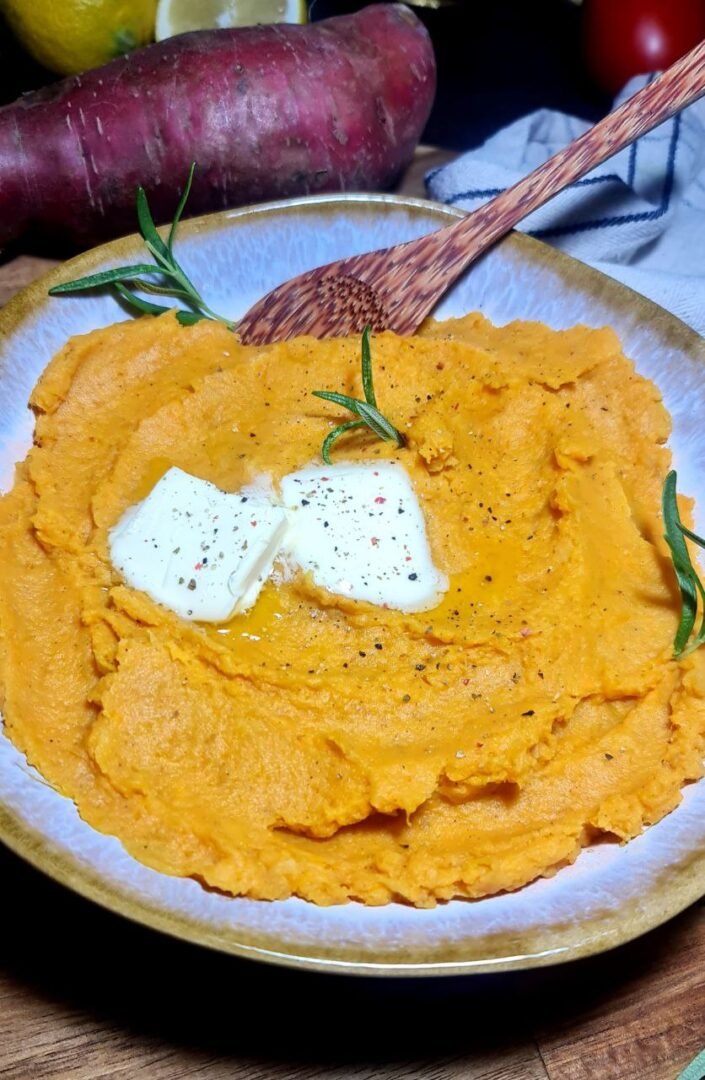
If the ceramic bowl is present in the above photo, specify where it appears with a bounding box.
[2,193,705,976]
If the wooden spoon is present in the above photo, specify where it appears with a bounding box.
[238,39,705,346]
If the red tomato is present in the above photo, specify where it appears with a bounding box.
[583,0,705,96]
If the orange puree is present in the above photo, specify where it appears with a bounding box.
[1,311,704,906]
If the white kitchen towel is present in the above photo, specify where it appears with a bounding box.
[426,75,705,336]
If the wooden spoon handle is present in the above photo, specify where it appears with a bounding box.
[435,38,705,274]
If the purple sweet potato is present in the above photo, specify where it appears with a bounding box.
[0,4,435,249]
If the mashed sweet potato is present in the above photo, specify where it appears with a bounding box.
[1,311,704,907]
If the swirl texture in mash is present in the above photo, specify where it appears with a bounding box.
[1,312,704,906]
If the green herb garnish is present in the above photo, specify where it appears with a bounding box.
[312,326,405,465]
[49,163,233,330]
[663,469,705,657]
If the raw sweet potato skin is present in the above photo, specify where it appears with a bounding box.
[0,4,436,249]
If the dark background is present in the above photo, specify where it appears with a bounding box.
[311,0,609,147]
[0,0,608,150]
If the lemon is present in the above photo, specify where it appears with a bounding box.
[155,0,307,41]
[0,0,157,76]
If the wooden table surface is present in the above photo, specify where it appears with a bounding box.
[2,160,705,1080]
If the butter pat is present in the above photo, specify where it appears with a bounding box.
[281,462,447,612]
[109,468,288,621]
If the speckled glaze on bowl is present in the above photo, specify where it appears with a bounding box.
[2,193,705,977]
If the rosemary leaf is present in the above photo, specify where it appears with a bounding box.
[313,391,404,446]
[322,420,366,465]
[360,325,376,407]
[136,185,171,268]
[679,522,705,548]
[312,389,361,410]
[114,282,172,316]
[49,164,233,330]
[169,161,196,256]
[49,264,161,294]
[678,518,705,656]
[312,328,404,463]
[130,281,193,299]
[175,310,207,326]
[663,469,705,657]
[354,400,404,444]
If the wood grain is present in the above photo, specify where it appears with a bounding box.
[538,903,705,1080]
[2,159,705,1080]
[0,254,58,305]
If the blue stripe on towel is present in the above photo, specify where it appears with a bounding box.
[446,173,623,207]
[437,81,680,241]
[573,173,623,187]
[626,73,656,186]
[447,187,504,202]
[531,112,680,239]
[627,140,637,187]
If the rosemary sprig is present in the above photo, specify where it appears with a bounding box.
[312,326,405,465]
[663,469,705,658]
[48,163,233,330]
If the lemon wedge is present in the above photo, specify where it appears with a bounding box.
[0,0,157,75]
[155,0,307,40]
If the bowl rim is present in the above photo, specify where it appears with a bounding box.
[2,190,705,978]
